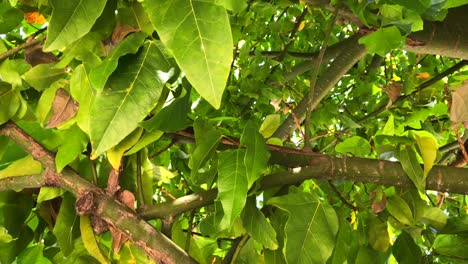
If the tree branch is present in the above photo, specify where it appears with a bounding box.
[0,35,47,61]
[139,131,468,220]
[273,34,367,140]
[0,121,195,264]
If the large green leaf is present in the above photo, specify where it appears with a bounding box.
[22,64,66,91]
[398,144,425,192]
[241,198,278,250]
[55,125,88,172]
[44,0,107,51]
[0,3,22,34]
[393,232,422,264]
[53,192,79,257]
[143,0,233,109]
[358,26,405,56]
[189,120,222,183]
[90,41,175,158]
[335,136,371,157]
[89,32,147,91]
[386,195,414,226]
[140,88,192,133]
[0,82,20,125]
[217,149,248,230]
[241,121,270,187]
[433,234,468,259]
[268,191,339,264]
[70,64,95,134]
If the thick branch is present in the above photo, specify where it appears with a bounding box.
[273,34,367,140]
[139,135,468,219]
[0,121,195,264]
[406,5,468,60]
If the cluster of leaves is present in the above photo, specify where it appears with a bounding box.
[0,0,468,263]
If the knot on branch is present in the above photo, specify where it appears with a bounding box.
[75,189,97,216]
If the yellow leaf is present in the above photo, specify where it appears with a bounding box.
[0,156,42,178]
[412,131,438,177]
[298,21,305,32]
[80,215,108,264]
[107,128,143,169]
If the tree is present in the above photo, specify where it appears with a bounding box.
[0,0,468,263]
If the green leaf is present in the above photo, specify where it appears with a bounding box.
[143,0,233,109]
[53,193,79,257]
[241,198,278,250]
[37,187,64,203]
[22,64,66,91]
[44,0,108,51]
[16,244,52,264]
[0,3,22,34]
[386,196,414,226]
[0,227,14,243]
[418,206,448,230]
[55,125,88,172]
[90,41,174,158]
[398,144,425,192]
[140,88,192,133]
[433,234,468,258]
[70,64,95,134]
[241,121,270,187]
[335,136,371,156]
[393,232,422,264]
[125,130,164,155]
[268,191,339,264]
[218,149,248,230]
[189,120,222,182]
[329,218,357,264]
[358,26,405,56]
[89,32,147,91]
[80,215,108,264]
[368,214,390,252]
[259,114,280,138]
[0,82,20,125]
[0,155,42,178]
[389,0,431,14]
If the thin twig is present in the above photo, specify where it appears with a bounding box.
[304,9,339,148]
[136,151,145,206]
[149,139,176,159]
[0,35,47,61]
[185,211,195,252]
[328,181,358,211]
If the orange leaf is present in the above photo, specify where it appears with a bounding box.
[24,12,46,24]
[416,72,430,80]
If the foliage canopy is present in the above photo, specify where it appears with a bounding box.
[1,0,468,263]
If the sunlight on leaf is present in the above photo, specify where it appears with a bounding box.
[143,0,233,109]
[44,0,107,51]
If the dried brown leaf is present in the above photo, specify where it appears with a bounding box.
[24,44,60,67]
[370,189,387,213]
[111,24,140,45]
[46,88,79,128]
[382,82,401,109]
